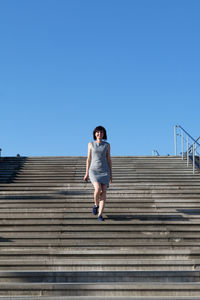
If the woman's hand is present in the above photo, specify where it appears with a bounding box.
[110,176,112,184]
[84,143,91,182]
[84,174,88,182]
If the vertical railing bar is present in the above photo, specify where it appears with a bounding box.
[199,155,200,169]
[193,144,195,174]
[187,136,189,167]
[181,129,184,160]
[174,125,177,156]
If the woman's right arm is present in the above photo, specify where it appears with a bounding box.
[84,142,92,181]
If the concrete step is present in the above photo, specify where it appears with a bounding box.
[1,231,200,238]
[1,182,200,188]
[0,282,200,296]
[0,252,199,260]
[13,173,196,177]
[0,195,199,201]
[1,199,198,206]
[1,219,200,226]
[0,238,200,247]
[1,190,200,198]
[1,204,200,209]
[21,170,195,174]
[0,216,199,224]
[1,197,200,203]
[0,207,200,213]
[0,259,199,271]
[0,271,199,283]
[0,247,199,256]
[0,297,200,300]
[1,224,200,232]
[0,212,199,220]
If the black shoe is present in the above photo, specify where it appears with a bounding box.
[98,215,104,221]
[92,205,99,215]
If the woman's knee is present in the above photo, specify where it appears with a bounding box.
[100,185,107,198]
[101,184,107,192]
[101,190,106,197]
[94,183,101,195]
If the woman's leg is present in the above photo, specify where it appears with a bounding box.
[93,182,101,206]
[98,184,107,216]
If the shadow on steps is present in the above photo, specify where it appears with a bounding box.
[0,157,27,184]
[106,214,189,221]
[0,237,13,242]
[178,209,200,215]
[0,195,54,200]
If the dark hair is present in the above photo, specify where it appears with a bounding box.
[93,126,107,140]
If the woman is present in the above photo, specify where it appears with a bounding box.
[84,126,112,221]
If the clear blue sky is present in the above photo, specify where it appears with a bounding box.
[0,0,200,157]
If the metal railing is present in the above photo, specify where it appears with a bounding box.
[152,150,160,156]
[174,125,200,174]
[188,136,200,154]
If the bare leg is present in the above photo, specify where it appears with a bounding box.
[98,184,107,216]
[93,182,101,206]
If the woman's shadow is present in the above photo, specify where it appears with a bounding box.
[106,214,188,221]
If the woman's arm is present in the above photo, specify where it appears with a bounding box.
[107,143,112,183]
[84,142,92,181]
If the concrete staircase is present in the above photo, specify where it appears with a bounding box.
[0,155,200,299]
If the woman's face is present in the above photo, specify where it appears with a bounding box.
[95,130,104,140]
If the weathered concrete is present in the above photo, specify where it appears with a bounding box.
[0,156,200,298]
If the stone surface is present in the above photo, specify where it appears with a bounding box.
[0,156,200,298]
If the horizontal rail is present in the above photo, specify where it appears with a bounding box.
[176,125,200,147]
[187,136,200,154]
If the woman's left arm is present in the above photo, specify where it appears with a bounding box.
[107,143,112,183]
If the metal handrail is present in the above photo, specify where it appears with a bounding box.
[187,136,200,154]
[174,125,200,174]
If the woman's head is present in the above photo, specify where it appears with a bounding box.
[93,126,107,140]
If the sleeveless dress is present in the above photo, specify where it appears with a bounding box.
[89,141,110,187]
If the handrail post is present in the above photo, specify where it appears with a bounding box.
[0,148,1,157]
[174,125,200,173]
[187,136,189,167]
[174,125,177,155]
[181,129,184,159]
[193,144,195,174]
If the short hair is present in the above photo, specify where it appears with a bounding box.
[93,126,107,140]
